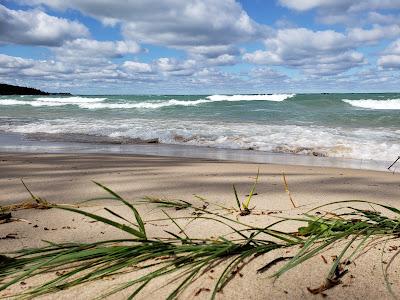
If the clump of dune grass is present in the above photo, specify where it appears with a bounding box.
[233,169,259,216]
[1,180,400,299]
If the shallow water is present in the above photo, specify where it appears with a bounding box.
[0,93,399,164]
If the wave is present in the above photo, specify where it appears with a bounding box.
[0,98,206,109]
[0,94,295,109]
[343,99,400,110]
[36,97,107,103]
[1,118,398,162]
[206,94,295,102]
[0,96,107,108]
[78,99,210,109]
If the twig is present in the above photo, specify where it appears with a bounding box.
[388,156,400,170]
[282,172,296,208]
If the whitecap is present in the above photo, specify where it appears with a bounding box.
[343,99,400,110]
[78,99,209,109]
[206,94,295,102]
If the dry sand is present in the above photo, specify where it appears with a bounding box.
[0,152,399,299]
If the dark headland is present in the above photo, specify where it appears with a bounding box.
[0,83,71,95]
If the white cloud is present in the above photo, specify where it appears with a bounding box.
[348,25,400,44]
[155,58,198,76]
[279,0,400,12]
[19,0,269,61]
[0,4,88,46]
[205,54,237,66]
[383,39,400,55]
[249,67,289,81]
[278,0,348,12]
[53,39,141,65]
[378,55,400,68]
[243,28,365,75]
[0,54,34,71]
[122,61,152,73]
[367,12,400,25]
[378,39,400,68]
[280,0,400,27]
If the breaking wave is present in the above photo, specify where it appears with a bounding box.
[1,118,398,162]
[0,94,296,110]
[206,94,295,102]
[342,99,400,110]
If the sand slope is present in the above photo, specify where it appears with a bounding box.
[0,152,399,299]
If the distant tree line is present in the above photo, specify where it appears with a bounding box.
[0,83,71,95]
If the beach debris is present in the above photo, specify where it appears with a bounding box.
[0,180,51,213]
[245,192,258,197]
[1,233,18,240]
[0,213,30,225]
[194,288,210,296]
[321,255,328,264]
[282,172,297,208]
[0,212,12,223]
[0,201,49,212]
[307,263,348,295]
[388,155,400,172]
[257,257,294,273]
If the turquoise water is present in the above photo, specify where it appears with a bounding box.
[0,93,399,162]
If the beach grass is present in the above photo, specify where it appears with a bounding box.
[1,180,400,299]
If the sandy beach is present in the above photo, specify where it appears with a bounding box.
[1,152,399,299]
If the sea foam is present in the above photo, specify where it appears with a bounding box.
[0,96,107,107]
[342,99,400,110]
[206,94,295,102]
[78,99,210,109]
[2,118,398,162]
[0,94,295,110]
[36,97,107,103]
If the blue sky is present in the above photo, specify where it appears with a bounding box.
[1,0,400,94]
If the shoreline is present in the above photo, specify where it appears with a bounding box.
[0,132,392,172]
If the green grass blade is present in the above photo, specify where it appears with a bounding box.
[53,205,146,239]
[242,168,259,209]
[232,184,241,210]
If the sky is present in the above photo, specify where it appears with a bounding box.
[1,0,400,94]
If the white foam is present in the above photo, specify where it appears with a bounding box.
[206,94,295,102]
[2,118,399,162]
[0,97,107,107]
[78,99,209,109]
[343,99,400,110]
[0,99,30,106]
[36,97,107,103]
[0,94,296,110]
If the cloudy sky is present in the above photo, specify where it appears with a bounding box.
[1,0,400,94]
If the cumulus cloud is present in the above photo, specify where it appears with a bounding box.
[0,54,73,78]
[0,54,34,72]
[279,0,400,13]
[243,28,365,75]
[0,53,127,83]
[367,12,400,25]
[0,4,88,46]
[347,25,400,44]
[122,61,153,73]
[19,0,269,62]
[155,58,198,77]
[52,39,141,66]
[249,67,289,81]
[3,1,399,92]
[280,0,400,27]
[378,39,400,68]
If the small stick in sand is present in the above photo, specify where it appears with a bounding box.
[282,172,297,208]
[388,156,400,170]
